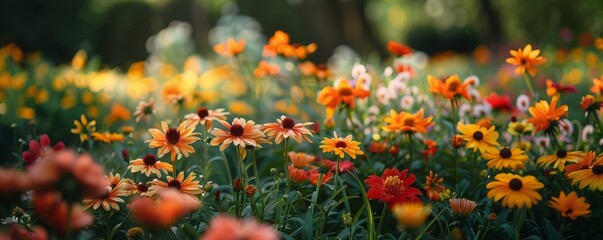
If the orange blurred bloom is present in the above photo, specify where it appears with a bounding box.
[505,44,547,76]
[316,78,370,119]
[91,131,125,144]
[528,96,568,133]
[253,61,280,78]
[147,121,200,161]
[288,165,307,183]
[201,215,279,240]
[130,189,200,228]
[0,168,31,195]
[213,38,246,57]
[382,108,433,134]
[105,103,131,124]
[263,30,316,59]
[427,75,473,100]
[299,61,331,80]
[546,79,577,97]
[288,152,315,168]
[305,169,334,186]
[33,191,94,235]
[591,75,603,94]
[387,40,412,56]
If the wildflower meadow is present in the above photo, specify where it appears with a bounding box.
[1,2,603,240]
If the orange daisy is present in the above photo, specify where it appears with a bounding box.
[319,132,364,159]
[288,152,316,168]
[147,121,200,161]
[566,151,603,191]
[253,60,280,78]
[382,108,434,134]
[213,38,246,57]
[486,173,544,208]
[427,75,473,100]
[149,171,203,198]
[591,75,603,94]
[82,173,129,211]
[210,118,266,151]
[128,154,173,177]
[549,191,591,220]
[316,78,370,119]
[262,115,314,144]
[505,44,547,76]
[528,96,568,133]
[184,107,229,131]
[424,170,445,202]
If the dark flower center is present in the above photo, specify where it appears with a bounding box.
[447,81,460,92]
[335,141,347,148]
[499,148,512,159]
[566,209,573,215]
[338,87,353,96]
[403,118,415,126]
[282,117,296,129]
[473,131,484,141]
[168,180,182,189]
[143,106,154,114]
[556,150,567,158]
[143,154,157,165]
[136,183,149,192]
[508,178,523,191]
[230,124,244,137]
[592,165,603,175]
[165,128,181,144]
[197,107,209,119]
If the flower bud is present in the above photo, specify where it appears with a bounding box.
[244,184,257,197]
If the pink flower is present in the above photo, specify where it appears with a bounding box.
[22,134,65,168]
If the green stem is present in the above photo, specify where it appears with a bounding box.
[522,74,535,99]
[348,171,375,240]
[236,147,247,180]
[407,133,414,170]
[451,98,457,135]
[251,150,266,220]
[283,139,290,196]
[203,126,209,177]
[220,151,233,187]
[333,156,342,195]
[377,204,388,235]
[104,209,112,240]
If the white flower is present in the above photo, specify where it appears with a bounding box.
[400,95,415,110]
[464,75,479,88]
[582,125,594,142]
[559,119,573,136]
[459,103,472,119]
[534,136,550,148]
[383,67,393,78]
[376,86,392,105]
[472,104,492,118]
[351,63,366,78]
[468,88,482,102]
[516,94,530,113]
[2,216,18,224]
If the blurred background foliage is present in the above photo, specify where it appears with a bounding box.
[1,0,602,68]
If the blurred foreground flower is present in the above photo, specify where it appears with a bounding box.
[391,202,431,229]
[201,215,278,240]
[130,189,200,228]
[33,191,94,235]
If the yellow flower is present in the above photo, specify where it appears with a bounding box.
[507,120,534,136]
[486,173,544,208]
[391,203,432,229]
[91,132,125,144]
[536,150,583,171]
[319,132,364,159]
[457,122,499,153]
[482,147,528,170]
[71,114,96,142]
[505,44,547,76]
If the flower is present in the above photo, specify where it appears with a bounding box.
[424,170,445,201]
[201,215,279,240]
[382,108,434,134]
[580,94,603,112]
[288,152,315,168]
[288,165,307,183]
[130,189,201,228]
[484,92,513,112]
[33,191,94,235]
[263,30,316,59]
[548,191,591,220]
[184,107,229,131]
[546,79,577,97]
[71,114,96,142]
[566,151,603,191]
[528,96,568,133]
[133,98,157,123]
[305,169,334,186]
[449,198,477,218]
[387,40,412,56]
[128,154,174,177]
[391,202,431,229]
[262,116,314,144]
[82,174,129,211]
[482,147,528,170]
[105,103,131,124]
[22,134,65,168]
[147,121,200,161]
[505,44,547,76]
[457,122,499,153]
[365,168,422,207]
[298,61,331,80]
[536,150,583,171]
[319,132,364,159]
[486,173,544,208]
[316,78,370,119]
[213,38,246,57]
[590,75,603,94]
[210,118,266,151]
[253,61,280,78]
[507,119,534,136]
[149,171,203,198]
[91,131,125,143]
[0,168,31,195]
[427,75,473,100]
[516,94,531,112]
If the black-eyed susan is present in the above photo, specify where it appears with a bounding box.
[148,171,203,198]
[133,98,157,123]
[507,119,534,136]
[549,191,591,220]
[147,121,200,161]
[457,122,499,153]
[566,151,603,191]
[505,44,547,76]
[382,108,434,134]
[536,150,583,171]
[319,132,364,159]
[486,173,544,208]
[261,116,314,144]
[128,154,173,177]
[482,147,528,170]
[427,75,473,100]
[391,202,431,229]
[82,174,129,211]
[528,96,568,134]
[71,114,96,142]
[184,107,229,131]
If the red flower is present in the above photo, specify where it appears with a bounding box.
[22,134,65,168]
[387,40,412,56]
[484,92,513,112]
[365,168,422,207]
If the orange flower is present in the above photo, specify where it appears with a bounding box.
[253,61,280,78]
[210,118,266,151]
[528,96,568,133]
[424,170,445,202]
[201,215,279,240]
[0,168,31,195]
[262,116,314,144]
[319,132,364,159]
[33,191,94,235]
[133,98,157,123]
[91,131,125,143]
[448,198,477,218]
[128,154,173,177]
[566,151,603,191]
[147,121,200,161]
[387,40,412,56]
[549,191,591,220]
[288,165,307,183]
[82,174,129,211]
[149,171,203,198]
[263,30,316,59]
[213,38,246,57]
[288,152,315,168]
[130,189,200,228]
[591,75,603,94]
[105,103,131,124]
[427,75,473,100]
[316,78,370,119]
[505,44,547,76]
[299,61,331,80]
[382,108,433,134]
[305,169,334,186]
[184,107,229,131]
